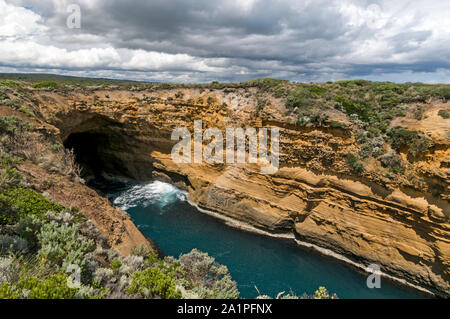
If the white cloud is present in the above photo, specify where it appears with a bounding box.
[0,0,47,38]
[0,0,449,82]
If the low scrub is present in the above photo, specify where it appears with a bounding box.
[0,186,63,225]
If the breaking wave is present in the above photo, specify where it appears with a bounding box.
[113,181,187,211]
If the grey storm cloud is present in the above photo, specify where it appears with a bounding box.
[2,0,450,83]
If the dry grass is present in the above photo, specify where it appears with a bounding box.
[61,148,82,178]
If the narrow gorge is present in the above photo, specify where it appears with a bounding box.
[2,79,449,297]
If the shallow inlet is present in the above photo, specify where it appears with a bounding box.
[90,179,427,299]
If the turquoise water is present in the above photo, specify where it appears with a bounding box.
[96,180,426,299]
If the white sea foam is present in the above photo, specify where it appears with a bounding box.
[113,181,186,211]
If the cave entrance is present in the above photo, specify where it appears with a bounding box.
[64,132,109,179]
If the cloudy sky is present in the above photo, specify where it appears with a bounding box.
[1,0,450,83]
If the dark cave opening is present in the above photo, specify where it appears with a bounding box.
[64,132,109,178]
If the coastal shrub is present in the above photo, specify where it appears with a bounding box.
[296,112,328,127]
[313,286,330,299]
[0,273,78,299]
[0,90,8,101]
[0,257,16,284]
[359,143,373,159]
[174,91,184,99]
[0,116,33,137]
[328,120,347,129]
[61,148,82,178]
[386,126,430,158]
[380,152,405,174]
[414,105,424,120]
[0,235,28,255]
[15,215,43,247]
[334,96,375,123]
[256,97,267,112]
[309,112,329,126]
[126,267,181,299]
[345,153,364,174]
[206,96,215,105]
[32,81,58,89]
[0,80,20,88]
[257,286,337,299]
[438,109,449,119]
[409,136,430,158]
[358,136,384,159]
[0,186,63,225]
[93,267,115,286]
[178,249,239,299]
[37,220,95,272]
[387,126,418,151]
[306,86,327,96]
[120,255,144,275]
[247,78,287,91]
[435,86,450,100]
[0,164,21,190]
[110,258,122,272]
[286,87,315,109]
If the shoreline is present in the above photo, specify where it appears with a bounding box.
[186,198,437,298]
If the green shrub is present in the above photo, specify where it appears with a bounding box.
[0,235,28,255]
[286,87,315,109]
[386,126,430,157]
[256,98,267,112]
[0,90,8,101]
[0,166,21,191]
[178,249,239,299]
[387,126,418,151]
[110,258,122,271]
[32,81,58,89]
[435,86,450,100]
[144,250,162,267]
[345,153,364,174]
[0,80,21,88]
[328,120,347,128]
[246,78,287,90]
[15,215,43,247]
[0,116,33,136]
[306,86,327,96]
[414,106,424,120]
[373,82,406,95]
[358,136,384,159]
[0,186,63,225]
[313,286,330,299]
[380,152,405,174]
[175,91,184,99]
[127,267,181,299]
[409,135,430,158]
[337,79,370,88]
[296,112,329,127]
[334,96,374,122]
[438,109,449,119]
[37,220,95,272]
[0,273,78,299]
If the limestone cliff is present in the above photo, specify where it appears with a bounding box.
[2,79,449,296]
